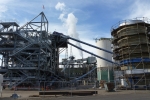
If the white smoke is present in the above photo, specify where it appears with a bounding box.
[55,2,83,58]
[66,13,83,57]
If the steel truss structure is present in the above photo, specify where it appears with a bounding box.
[59,56,97,82]
[0,12,68,89]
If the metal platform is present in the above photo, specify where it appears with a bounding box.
[39,90,98,96]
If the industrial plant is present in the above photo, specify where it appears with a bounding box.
[0,12,150,93]
[0,12,99,91]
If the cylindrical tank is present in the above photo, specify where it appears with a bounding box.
[96,38,113,82]
[111,18,150,87]
[96,38,112,67]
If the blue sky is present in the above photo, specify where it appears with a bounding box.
[0,0,150,60]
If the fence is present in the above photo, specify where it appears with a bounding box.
[1,79,150,99]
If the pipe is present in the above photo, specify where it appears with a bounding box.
[67,42,118,65]
[72,66,97,81]
[63,35,113,54]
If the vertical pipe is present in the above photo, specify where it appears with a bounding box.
[108,65,110,82]
[100,65,101,80]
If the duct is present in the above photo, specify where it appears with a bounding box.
[67,41,118,65]
[125,69,150,74]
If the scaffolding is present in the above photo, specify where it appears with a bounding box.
[111,18,150,89]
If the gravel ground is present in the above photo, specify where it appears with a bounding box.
[0,89,150,100]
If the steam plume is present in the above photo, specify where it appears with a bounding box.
[55,2,83,58]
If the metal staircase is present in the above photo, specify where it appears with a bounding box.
[12,77,28,88]
[15,55,35,67]
[10,42,34,56]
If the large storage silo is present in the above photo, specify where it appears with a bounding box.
[111,18,150,89]
[96,38,114,82]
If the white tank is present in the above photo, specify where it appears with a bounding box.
[96,38,112,68]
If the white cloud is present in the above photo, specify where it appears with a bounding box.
[0,5,7,13]
[55,2,66,11]
[0,5,7,18]
[0,0,11,18]
[126,0,150,19]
